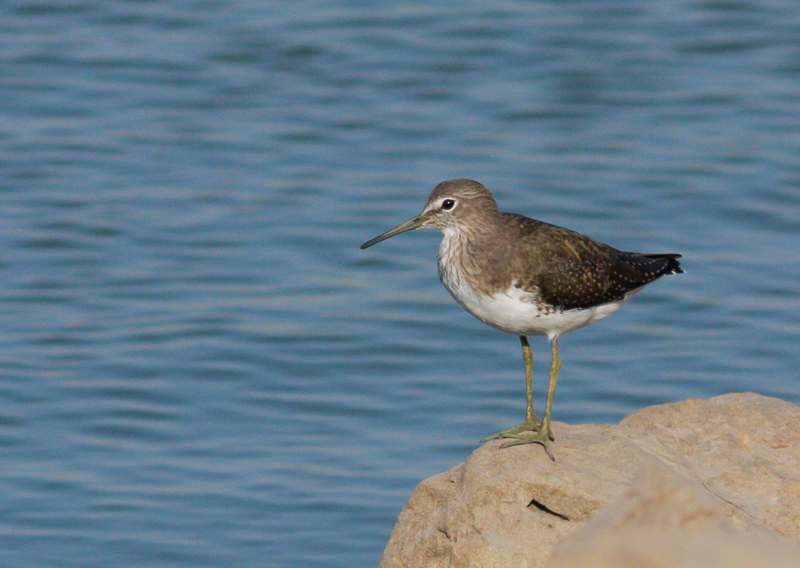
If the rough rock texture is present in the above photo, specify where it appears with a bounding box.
[378,393,800,568]
[544,464,800,568]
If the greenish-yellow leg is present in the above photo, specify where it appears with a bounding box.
[481,336,542,443]
[499,336,561,461]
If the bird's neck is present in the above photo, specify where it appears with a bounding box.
[437,225,495,298]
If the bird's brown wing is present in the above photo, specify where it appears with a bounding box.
[506,215,682,311]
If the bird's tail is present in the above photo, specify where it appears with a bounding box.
[641,253,684,275]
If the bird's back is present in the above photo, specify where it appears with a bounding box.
[491,213,683,312]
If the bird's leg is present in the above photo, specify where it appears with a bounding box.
[480,336,542,443]
[540,336,561,450]
[499,336,560,461]
[522,336,539,425]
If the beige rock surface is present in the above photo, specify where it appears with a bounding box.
[378,393,800,568]
[544,464,800,568]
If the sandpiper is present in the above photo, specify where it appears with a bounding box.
[361,179,683,460]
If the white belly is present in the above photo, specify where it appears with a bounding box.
[449,282,637,339]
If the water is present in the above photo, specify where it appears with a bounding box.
[1,1,799,566]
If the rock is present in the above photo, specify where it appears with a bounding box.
[378,393,800,568]
[544,464,800,568]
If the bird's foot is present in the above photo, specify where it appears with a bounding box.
[480,419,544,443]
[499,429,556,461]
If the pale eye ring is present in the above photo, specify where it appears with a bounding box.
[442,199,456,211]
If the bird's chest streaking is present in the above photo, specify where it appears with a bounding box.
[437,228,636,339]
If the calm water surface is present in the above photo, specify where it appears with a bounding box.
[1,1,799,567]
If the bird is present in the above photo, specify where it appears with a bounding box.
[360,179,683,460]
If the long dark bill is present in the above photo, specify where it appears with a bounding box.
[360,215,425,249]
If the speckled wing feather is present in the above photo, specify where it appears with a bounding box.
[505,214,683,311]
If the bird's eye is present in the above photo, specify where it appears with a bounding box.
[442,199,456,211]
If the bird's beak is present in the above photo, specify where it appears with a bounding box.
[361,214,426,249]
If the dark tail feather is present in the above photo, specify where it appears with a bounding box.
[642,253,684,275]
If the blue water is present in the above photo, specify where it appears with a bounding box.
[1,1,799,566]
